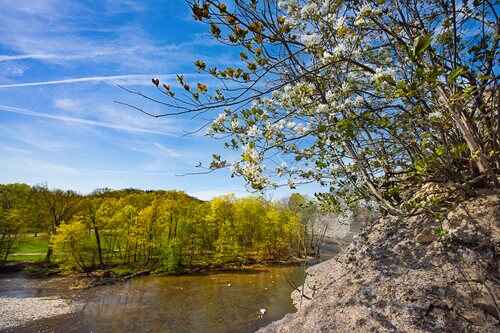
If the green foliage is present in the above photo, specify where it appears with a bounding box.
[434,227,449,239]
[412,33,432,60]
[13,234,49,253]
[7,233,49,262]
[150,0,500,215]
[0,184,34,264]
[52,219,96,271]
[2,184,305,272]
[110,266,134,277]
[161,239,183,272]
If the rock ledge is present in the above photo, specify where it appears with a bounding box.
[259,191,499,332]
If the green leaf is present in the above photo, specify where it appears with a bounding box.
[413,34,432,58]
[448,67,465,84]
[435,146,445,157]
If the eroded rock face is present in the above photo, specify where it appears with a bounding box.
[258,192,499,333]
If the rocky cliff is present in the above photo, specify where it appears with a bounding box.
[259,189,499,332]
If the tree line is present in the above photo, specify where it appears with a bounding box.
[0,183,313,272]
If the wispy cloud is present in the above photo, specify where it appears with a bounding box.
[0,1,255,196]
[54,98,80,112]
[0,123,74,152]
[0,0,239,73]
[0,54,64,62]
[2,154,82,178]
[0,50,141,63]
[0,1,167,71]
[0,105,175,136]
[0,143,32,155]
[0,74,162,88]
[0,73,211,88]
[153,142,182,158]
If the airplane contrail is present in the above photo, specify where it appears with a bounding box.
[0,105,174,136]
[0,73,208,89]
[0,74,169,88]
[0,54,59,62]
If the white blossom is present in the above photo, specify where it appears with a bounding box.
[243,144,260,163]
[354,96,365,106]
[332,42,348,58]
[325,90,335,102]
[300,33,322,47]
[300,2,318,18]
[214,112,226,125]
[294,123,307,135]
[429,111,442,119]
[333,17,346,31]
[359,4,372,17]
[373,67,395,82]
[316,103,329,114]
[231,118,240,130]
[278,0,298,12]
[247,125,260,137]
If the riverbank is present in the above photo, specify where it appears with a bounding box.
[1,249,332,289]
[0,264,307,333]
[258,190,500,332]
[68,256,316,289]
[0,296,77,331]
[0,271,85,331]
[0,241,341,332]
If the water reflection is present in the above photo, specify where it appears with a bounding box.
[0,266,305,333]
[79,267,304,333]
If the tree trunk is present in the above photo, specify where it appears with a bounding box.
[343,143,401,214]
[437,87,498,186]
[46,247,53,262]
[45,223,55,262]
[94,224,104,267]
[168,214,173,241]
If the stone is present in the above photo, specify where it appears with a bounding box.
[415,228,437,244]
[258,191,500,333]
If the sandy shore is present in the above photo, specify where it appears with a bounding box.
[0,296,76,330]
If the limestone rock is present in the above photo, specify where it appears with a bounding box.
[258,191,500,333]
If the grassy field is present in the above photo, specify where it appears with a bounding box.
[7,233,49,262]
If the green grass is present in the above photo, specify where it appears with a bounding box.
[110,266,135,277]
[7,233,49,262]
[7,254,46,262]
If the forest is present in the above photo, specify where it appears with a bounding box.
[0,183,313,272]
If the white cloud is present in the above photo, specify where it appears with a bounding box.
[54,98,80,112]
[0,0,239,73]
[0,104,176,136]
[0,63,28,77]
[0,54,64,62]
[0,123,73,152]
[0,74,161,88]
[0,1,166,71]
[153,142,182,158]
[1,154,81,181]
[0,73,210,88]
[0,143,32,155]
[103,0,145,14]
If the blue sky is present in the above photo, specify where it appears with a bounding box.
[0,0,319,200]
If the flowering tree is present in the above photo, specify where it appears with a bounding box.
[132,0,498,214]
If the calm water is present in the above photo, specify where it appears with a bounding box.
[1,266,306,333]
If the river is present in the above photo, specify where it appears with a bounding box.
[0,266,306,333]
[0,242,340,332]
